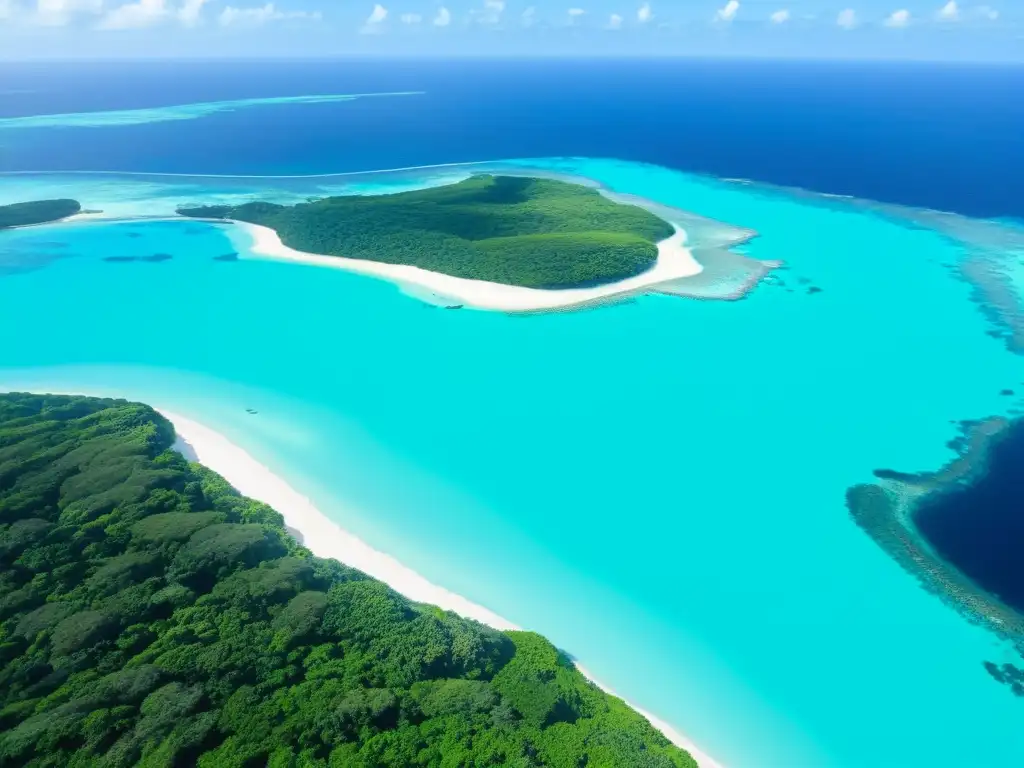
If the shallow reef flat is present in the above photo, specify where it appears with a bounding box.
[0,161,779,310]
[0,92,424,130]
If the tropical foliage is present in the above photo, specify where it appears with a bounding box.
[0,200,81,229]
[0,393,696,768]
[177,176,674,288]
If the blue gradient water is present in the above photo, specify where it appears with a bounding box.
[2,63,1024,767]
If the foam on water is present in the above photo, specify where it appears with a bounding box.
[3,158,1024,767]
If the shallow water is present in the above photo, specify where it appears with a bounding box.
[3,158,1024,767]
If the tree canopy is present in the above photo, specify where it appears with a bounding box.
[0,200,81,229]
[0,393,696,768]
[177,175,674,289]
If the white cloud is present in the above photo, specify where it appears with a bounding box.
[935,1,958,20]
[715,0,738,22]
[0,0,14,18]
[836,8,856,28]
[432,5,449,25]
[520,5,535,25]
[473,0,503,24]
[637,1,651,22]
[34,0,104,26]
[769,8,788,23]
[977,5,998,20]
[98,0,165,28]
[177,0,203,25]
[94,0,210,29]
[361,2,386,31]
[607,11,622,28]
[218,1,317,26]
[567,6,584,21]
[400,11,420,23]
[884,8,910,26]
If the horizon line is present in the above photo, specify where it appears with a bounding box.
[2,53,1024,65]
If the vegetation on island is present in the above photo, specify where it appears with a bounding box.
[0,200,81,230]
[177,175,675,289]
[0,393,696,768]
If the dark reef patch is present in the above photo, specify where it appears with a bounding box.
[103,253,173,263]
[848,417,1024,646]
[957,256,1024,356]
[213,252,239,262]
[913,422,1024,614]
[984,661,1024,697]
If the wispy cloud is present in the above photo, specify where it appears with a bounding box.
[715,0,738,23]
[218,2,317,26]
[97,0,165,28]
[433,5,449,25]
[836,8,857,28]
[361,2,386,32]
[976,4,998,20]
[521,5,535,26]
[567,6,585,23]
[33,0,103,26]
[637,1,651,23]
[884,8,910,27]
[93,0,210,29]
[769,8,789,23]
[473,0,503,25]
[607,11,622,28]
[177,0,203,25]
[400,11,420,23]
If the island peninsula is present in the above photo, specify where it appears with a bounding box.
[0,392,700,768]
[178,175,676,290]
[0,199,81,229]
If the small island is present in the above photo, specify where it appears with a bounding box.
[0,199,81,229]
[178,175,675,289]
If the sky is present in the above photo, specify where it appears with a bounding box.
[0,0,1020,60]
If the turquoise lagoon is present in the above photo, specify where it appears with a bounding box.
[2,158,1024,767]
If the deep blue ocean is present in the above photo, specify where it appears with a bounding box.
[3,60,1024,768]
[2,59,1023,218]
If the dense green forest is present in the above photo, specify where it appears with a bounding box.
[0,393,696,768]
[0,200,81,229]
[177,176,674,289]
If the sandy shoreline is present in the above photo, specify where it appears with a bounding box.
[161,408,724,768]
[234,220,703,313]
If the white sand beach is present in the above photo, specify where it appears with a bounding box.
[235,220,703,313]
[161,408,724,768]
